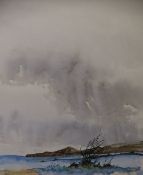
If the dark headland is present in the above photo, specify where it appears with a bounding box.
[26,146,80,157]
[26,141,143,157]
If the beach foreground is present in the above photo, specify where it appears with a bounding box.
[0,170,38,175]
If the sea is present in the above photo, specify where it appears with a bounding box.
[0,154,143,175]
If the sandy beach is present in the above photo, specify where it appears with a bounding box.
[0,170,38,175]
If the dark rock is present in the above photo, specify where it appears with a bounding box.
[69,162,79,168]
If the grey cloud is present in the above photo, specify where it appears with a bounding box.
[0,0,143,154]
[4,52,143,145]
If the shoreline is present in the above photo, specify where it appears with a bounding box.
[26,142,143,158]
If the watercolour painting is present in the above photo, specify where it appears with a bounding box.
[0,0,143,175]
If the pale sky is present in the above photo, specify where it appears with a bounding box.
[0,0,143,154]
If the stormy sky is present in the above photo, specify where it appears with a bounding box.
[0,0,143,154]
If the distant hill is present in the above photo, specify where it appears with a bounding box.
[26,142,143,157]
[101,141,143,154]
[26,146,80,157]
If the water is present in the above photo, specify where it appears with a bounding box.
[0,154,143,175]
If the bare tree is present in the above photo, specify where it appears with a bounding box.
[70,134,113,168]
[80,134,104,166]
